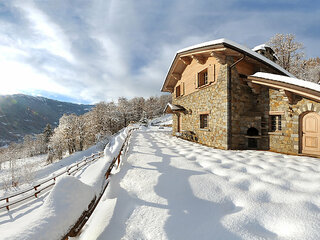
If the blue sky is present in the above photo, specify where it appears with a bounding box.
[0,0,319,104]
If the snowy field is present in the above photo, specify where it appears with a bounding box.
[79,126,320,240]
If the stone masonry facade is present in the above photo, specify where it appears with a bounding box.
[230,67,270,150]
[268,89,320,154]
[171,55,320,156]
[172,59,229,149]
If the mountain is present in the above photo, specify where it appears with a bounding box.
[0,94,93,146]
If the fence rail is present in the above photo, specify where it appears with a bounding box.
[0,151,104,211]
[0,126,137,240]
[64,127,136,239]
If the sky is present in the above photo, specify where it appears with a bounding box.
[0,0,319,104]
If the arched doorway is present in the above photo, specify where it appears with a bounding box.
[301,112,320,155]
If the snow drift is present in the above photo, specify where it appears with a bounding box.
[79,127,131,194]
[4,176,95,240]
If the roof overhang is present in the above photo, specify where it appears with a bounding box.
[161,39,294,93]
[247,75,320,103]
[164,103,186,114]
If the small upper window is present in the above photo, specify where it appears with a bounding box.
[198,69,208,87]
[200,114,208,129]
[270,115,282,132]
[176,85,181,97]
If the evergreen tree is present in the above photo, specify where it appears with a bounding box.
[43,123,53,144]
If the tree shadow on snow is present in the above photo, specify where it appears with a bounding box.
[97,130,241,240]
[148,134,241,240]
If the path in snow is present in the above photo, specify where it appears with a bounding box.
[80,127,320,240]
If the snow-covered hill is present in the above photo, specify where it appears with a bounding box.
[0,94,93,146]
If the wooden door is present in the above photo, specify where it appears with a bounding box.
[302,112,320,155]
[177,114,181,132]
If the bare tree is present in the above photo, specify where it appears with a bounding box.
[268,33,305,78]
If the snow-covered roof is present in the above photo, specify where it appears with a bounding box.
[252,44,273,52]
[177,38,294,78]
[164,103,185,113]
[250,72,320,93]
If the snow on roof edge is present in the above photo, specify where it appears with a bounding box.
[176,38,295,78]
[252,44,273,52]
[250,72,320,93]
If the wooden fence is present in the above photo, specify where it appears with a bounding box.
[0,152,104,211]
[64,127,135,239]
[0,126,136,239]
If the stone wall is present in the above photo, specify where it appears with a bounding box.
[230,67,270,150]
[172,59,229,149]
[269,89,320,154]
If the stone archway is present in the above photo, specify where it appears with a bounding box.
[301,112,320,156]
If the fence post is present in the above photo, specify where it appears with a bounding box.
[117,154,120,166]
[34,186,38,198]
[6,198,9,211]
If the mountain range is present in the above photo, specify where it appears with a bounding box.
[0,94,93,146]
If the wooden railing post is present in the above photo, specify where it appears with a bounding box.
[117,154,120,166]
[6,198,9,211]
[34,186,38,198]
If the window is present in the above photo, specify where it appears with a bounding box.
[270,115,282,131]
[200,114,208,129]
[176,85,181,97]
[198,69,208,87]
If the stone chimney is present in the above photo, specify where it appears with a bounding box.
[252,44,278,63]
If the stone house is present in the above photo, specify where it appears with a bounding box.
[161,38,320,157]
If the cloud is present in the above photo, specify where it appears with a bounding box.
[0,0,319,103]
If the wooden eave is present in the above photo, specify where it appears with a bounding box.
[161,41,290,93]
[247,76,320,103]
[164,103,186,114]
[161,45,242,93]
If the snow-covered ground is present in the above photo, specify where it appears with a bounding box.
[149,114,172,126]
[78,126,320,240]
[0,127,133,240]
[0,144,103,197]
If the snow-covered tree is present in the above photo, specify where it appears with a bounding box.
[131,97,145,122]
[34,134,47,155]
[144,96,160,119]
[118,97,133,127]
[47,126,64,162]
[43,123,53,145]
[304,58,320,83]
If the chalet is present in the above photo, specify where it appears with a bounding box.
[162,38,320,157]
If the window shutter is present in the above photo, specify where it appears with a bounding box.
[181,82,185,95]
[208,65,214,83]
[195,73,199,88]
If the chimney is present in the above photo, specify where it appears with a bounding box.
[252,44,278,63]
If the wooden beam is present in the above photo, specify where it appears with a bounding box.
[166,86,174,92]
[247,76,320,102]
[191,54,206,64]
[180,56,192,65]
[211,47,227,52]
[284,90,296,104]
[172,72,181,80]
[247,82,261,94]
